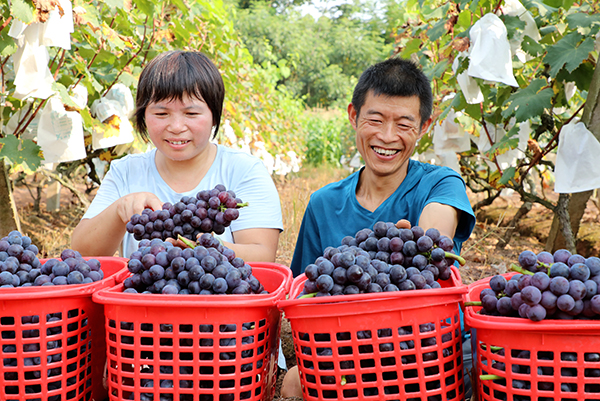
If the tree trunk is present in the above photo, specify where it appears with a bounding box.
[545,61,600,253]
[0,162,21,237]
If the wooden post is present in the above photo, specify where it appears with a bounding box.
[0,161,21,237]
[46,179,62,212]
[545,62,600,253]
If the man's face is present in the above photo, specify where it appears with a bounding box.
[348,90,431,179]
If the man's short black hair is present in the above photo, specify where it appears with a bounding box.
[134,50,225,141]
[351,57,433,129]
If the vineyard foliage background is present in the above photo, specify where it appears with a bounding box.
[1,0,600,249]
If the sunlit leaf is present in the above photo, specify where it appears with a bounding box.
[0,135,42,169]
[10,0,35,23]
[52,82,80,110]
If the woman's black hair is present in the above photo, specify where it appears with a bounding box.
[133,50,225,141]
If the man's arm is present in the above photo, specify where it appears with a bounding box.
[418,202,461,239]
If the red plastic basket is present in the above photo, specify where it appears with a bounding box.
[278,267,467,401]
[92,262,292,401]
[465,273,600,401]
[0,256,129,401]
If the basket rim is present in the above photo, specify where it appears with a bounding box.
[92,263,292,307]
[278,266,467,310]
[464,272,600,332]
[0,256,128,300]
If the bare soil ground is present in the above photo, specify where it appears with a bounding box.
[9,168,600,400]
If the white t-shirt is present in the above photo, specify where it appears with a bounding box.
[83,145,283,258]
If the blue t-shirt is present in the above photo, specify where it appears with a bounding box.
[290,159,476,276]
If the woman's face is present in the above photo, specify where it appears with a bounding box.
[145,93,214,162]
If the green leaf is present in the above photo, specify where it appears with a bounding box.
[566,13,600,30]
[499,167,516,186]
[457,10,472,31]
[521,35,544,57]
[427,18,448,42]
[132,0,155,16]
[77,2,101,28]
[500,15,526,41]
[0,135,42,169]
[502,79,554,122]
[104,0,124,10]
[0,35,17,57]
[522,0,559,17]
[544,33,595,78]
[556,60,594,92]
[399,38,422,58]
[10,0,35,24]
[52,83,80,110]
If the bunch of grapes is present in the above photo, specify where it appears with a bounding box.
[472,248,600,321]
[122,233,267,295]
[0,230,104,287]
[298,221,464,297]
[126,184,247,242]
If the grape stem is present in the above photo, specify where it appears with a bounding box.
[480,374,505,381]
[218,202,249,212]
[509,263,534,276]
[463,301,482,307]
[341,376,347,386]
[299,292,317,299]
[178,235,197,249]
[444,252,466,266]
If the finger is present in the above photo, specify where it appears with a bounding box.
[395,219,411,229]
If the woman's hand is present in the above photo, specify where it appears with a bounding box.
[115,192,164,224]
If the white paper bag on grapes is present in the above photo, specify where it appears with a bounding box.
[38,96,87,163]
[554,121,600,193]
[433,110,471,153]
[468,13,519,87]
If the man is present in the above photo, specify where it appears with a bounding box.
[282,57,476,398]
[290,57,475,277]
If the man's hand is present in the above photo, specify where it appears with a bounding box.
[395,219,411,229]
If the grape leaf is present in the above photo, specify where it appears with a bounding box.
[499,167,516,186]
[132,0,154,16]
[10,0,35,24]
[521,0,558,17]
[521,35,544,57]
[566,12,600,30]
[556,60,594,92]
[544,32,596,78]
[52,82,80,110]
[0,36,17,57]
[499,15,525,41]
[0,135,43,169]
[501,79,554,122]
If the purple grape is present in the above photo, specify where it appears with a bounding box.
[557,294,575,312]
[549,276,570,295]
[531,272,550,291]
[518,250,537,270]
[521,285,542,305]
[489,275,507,293]
[527,304,547,321]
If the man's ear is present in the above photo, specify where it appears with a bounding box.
[347,103,358,130]
[418,117,433,139]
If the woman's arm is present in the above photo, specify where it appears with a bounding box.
[71,192,164,256]
[227,227,280,263]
